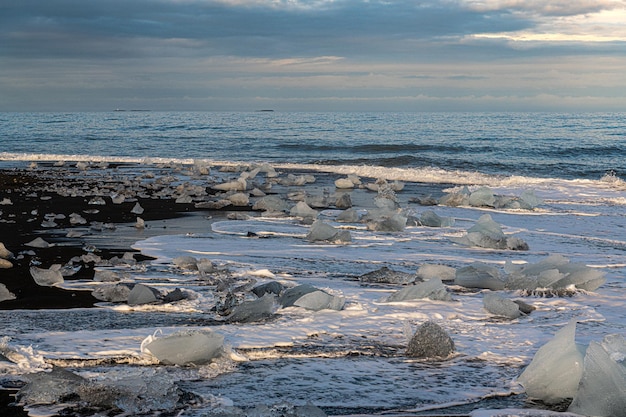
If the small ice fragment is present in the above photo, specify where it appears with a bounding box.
[252,281,284,297]
[335,177,355,189]
[142,330,224,366]
[0,283,16,302]
[172,256,198,270]
[127,283,159,306]
[419,210,455,227]
[290,201,318,219]
[131,202,144,215]
[455,263,505,290]
[366,211,407,232]
[18,366,87,405]
[482,292,521,319]
[25,237,51,248]
[306,220,351,243]
[468,186,496,207]
[385,278,451,302]
[227,192,250,206]
[135,217,145,229]
[91,284,131,302]
[69,212,87,225]
[227,293,276,323]
[416,264,456,282]
[293,290,345,311]
[336,208,360,223]
[0,242,13,259]
[30,265,64,286]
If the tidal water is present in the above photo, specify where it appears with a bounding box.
[2,111,625,180]
[0,112,625,416]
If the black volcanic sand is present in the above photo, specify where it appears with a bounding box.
[0,163,449,311]
[0,167,211,310]
[0,162,453,414]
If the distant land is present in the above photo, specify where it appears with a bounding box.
[113,109,151,112]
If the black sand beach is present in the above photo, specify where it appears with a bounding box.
[0,167,205,310]
[0,161,456,416]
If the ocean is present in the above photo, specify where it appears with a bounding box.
[0,111,625,416]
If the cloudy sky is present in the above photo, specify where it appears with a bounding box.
[1,0,625,111]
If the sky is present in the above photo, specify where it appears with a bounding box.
[1,0,625,112]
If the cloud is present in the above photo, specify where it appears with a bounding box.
[459,0,624,16]
[1,0,625,111]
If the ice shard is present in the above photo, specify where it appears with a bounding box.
[142,330,224,366]
[517,320,585,403]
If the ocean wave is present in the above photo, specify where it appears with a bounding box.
[2,151,624,194]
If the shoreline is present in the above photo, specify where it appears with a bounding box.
[0,161,446,310]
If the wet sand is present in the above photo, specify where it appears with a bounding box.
[0,167,207,310]
[0,162,452,415]
[0,162,447,311]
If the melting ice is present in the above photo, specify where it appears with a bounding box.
[0,157,625,416]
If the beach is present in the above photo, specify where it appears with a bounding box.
[1,112,625,416]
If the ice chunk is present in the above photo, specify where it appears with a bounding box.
[0,242,13,259]
[517,320,585,403]
[18,366,87,405]
[416,264,456,283]
[93,269,123,282]
[142,329,224,366]
[252,281,285,297]
[334,192,352,209]
[482,293,521,319]
[568,334,626,416]
[468,187,496,207]
[552,263,606,291]
[519,189,543,209]
[131,202,144,214]
[374,196,399,211]
[278,284,318,307]
[213,178,247,191]
[127,283,159,306]
[419,210,454,227]
[504,254,606,292]
[455,263,505,290]
[469,213,504,238]
[366,211,407,232]
[385,278,451,302]
[0,283,16,302]
[278,284,344,311]
[335,177,355,189]
[453,214,528,250]
[439,186,470,206]
[228,192,250,206]
[293,290,345,311]
[290,201,318,219]
[306,220,351,243]
[135,217,145,229]
[92,284,131,302]
[227,294,276,323]
[336,208,360,223]
[163,288,186,303]
[252,195,290,212]
[25,237,52,248]
[406,321,455,359]
[172,256,198,270]
[30,265,64,287]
